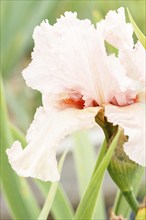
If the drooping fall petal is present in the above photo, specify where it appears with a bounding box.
[6,106,100,181]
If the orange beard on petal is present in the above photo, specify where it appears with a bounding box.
[58,91,99,110]
[92,100,98,107]
[61,97,85,109]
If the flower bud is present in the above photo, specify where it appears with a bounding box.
[108,130,143,192]
[108,130,143,213]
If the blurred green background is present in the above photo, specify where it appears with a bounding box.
[1,1,145,219]
[1,0,145,132]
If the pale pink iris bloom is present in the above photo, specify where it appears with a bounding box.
[6,8,145,182]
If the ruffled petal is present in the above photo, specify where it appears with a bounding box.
[6,106,100,181]
[105,103,145,166]
[97,7,133,49]
[22,12,95,95]
[119,42,146,86]
[22,11,135,106]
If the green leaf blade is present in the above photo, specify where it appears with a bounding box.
[72,130,106,219]
[0,78,40,219]
[72,131,96,196]
[51,185,74,220]
[74,129,121,219]
[127,8,146,49]
[1,1,59,76]
[37,149,68,220]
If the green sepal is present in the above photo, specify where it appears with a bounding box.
[108,131,143,213]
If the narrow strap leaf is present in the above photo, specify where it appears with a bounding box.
[72,131,106,219]
[37,149,68,220]
[51,185,74,220]
[74,129,121,219]
[92,139,107,176]
[127,8,146,49]
[0,77,40,219]
[72,131,96,196]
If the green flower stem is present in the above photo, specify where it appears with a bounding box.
[113,191,123,214]
[123,190,139,214]
[38,149,68,220]
[113,168,144,218]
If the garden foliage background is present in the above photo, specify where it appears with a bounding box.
[1,1,146,219]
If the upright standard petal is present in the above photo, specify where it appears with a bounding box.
[22,11,134,106]
[6,106,100,181]
[22,12,96,95]
[119,42,146,86]
[97,7,133,49]
[105,103,145,166]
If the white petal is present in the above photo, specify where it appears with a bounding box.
[26,107,46,143]
[97,7,133,49]
[105,103,145,166]
[22,12,135,106]
[6,106,100,181]
[22,20,64,94]
[119,42,146,86]
[22,13,94,95]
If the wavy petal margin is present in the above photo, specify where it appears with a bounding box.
[105,103,145,166]
[6,107,100,181]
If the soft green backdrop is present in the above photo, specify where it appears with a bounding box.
[1,1,145,219]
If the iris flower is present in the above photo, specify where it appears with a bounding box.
[6,8,145,181]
